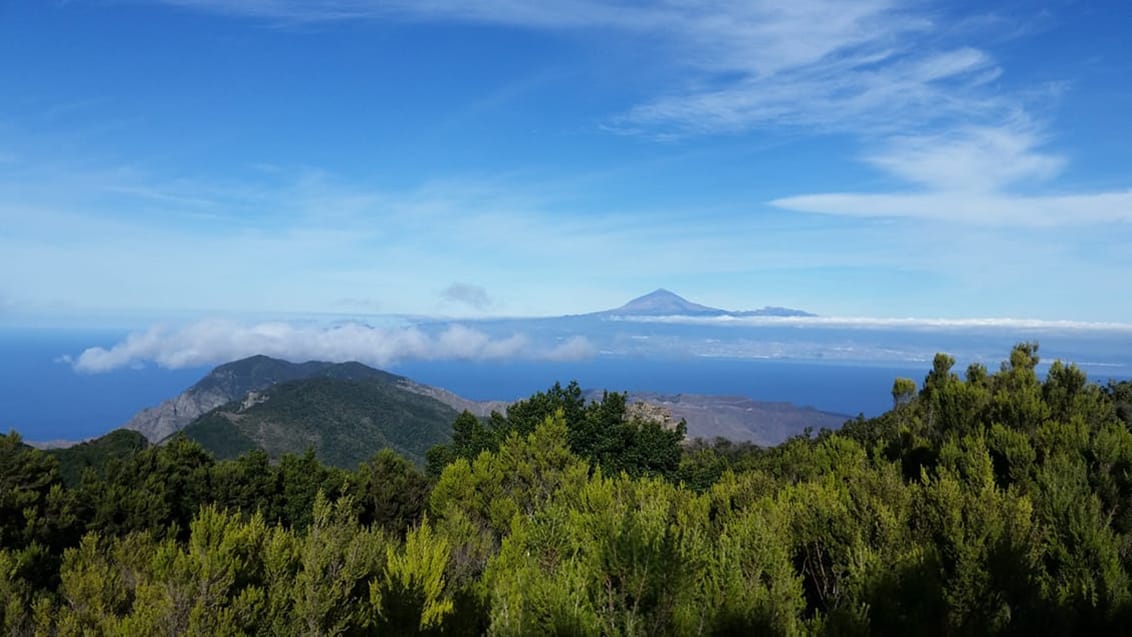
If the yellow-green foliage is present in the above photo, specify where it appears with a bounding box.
[372,518,454,632]
[5,344,1132,635]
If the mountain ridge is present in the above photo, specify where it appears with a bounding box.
[180,375,459,467]
[123,356,407,443]
[593,288,814,318]
[120,353,846,453]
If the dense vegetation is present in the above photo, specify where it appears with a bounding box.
[3,343,1132,635]
[181,376,459,467]
[46,429,149,487]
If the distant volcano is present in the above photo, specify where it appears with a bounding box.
[597,289,814,318]
[609,289,724,316]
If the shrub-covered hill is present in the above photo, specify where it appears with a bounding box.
[180,375,459,468]
[124,355,407,442]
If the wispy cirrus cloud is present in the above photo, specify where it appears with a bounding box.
[142,0,1132,229]
[863,123,1064,191]
[68,320,595,373]
[773,121,1132,226]
[149,0,996,137]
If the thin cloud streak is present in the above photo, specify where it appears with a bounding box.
[152,0,994,137]
[613,315,1132,332]
[773,123,1132,226]
[772,189,1132,226]
[144,0,1132,230]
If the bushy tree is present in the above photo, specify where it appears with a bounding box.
[8,343,1132,634]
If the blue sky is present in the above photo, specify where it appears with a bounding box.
[3,0,1132,325]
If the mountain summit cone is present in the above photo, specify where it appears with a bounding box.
[601,289,813,317]
[609,289,725,316]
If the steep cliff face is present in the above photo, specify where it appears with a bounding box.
[123,384,236,443]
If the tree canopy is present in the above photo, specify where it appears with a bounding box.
[3,343,1132,634]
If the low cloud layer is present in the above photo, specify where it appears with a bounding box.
[71,320,594,373]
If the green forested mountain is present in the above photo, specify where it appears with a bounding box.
[123,355,408,442]
[192,355,404,396]
[181,375,460,468]
[4,343,1132,635]
[45,428,149,487]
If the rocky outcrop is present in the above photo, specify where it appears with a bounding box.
[124,383,240,443]
[625,401,680,430]
[123,355,395,443]
[395,379,510,418]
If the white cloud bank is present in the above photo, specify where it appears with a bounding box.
[71,320,594,373]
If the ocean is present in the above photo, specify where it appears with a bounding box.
[2,326,1129,442]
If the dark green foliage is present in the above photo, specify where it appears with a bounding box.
[76,434,216,539]
[209,449,279,517]
[428,381,687,481]
[46,428,149,487]
[176,413,258,460]
[1106,379,1132,427]
[0,432,78,594]
[276,448,350,532]
[426,410,493,477]
[0,431,65,550]
[351,449,429,536]
[676,437,764,490]
[506,380,586,437]
[191,354,404,399]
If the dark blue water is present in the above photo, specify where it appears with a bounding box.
[391,357,922,417]
[2,327,1129,442]
[0,329,209,440]
[0,328,918,440]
